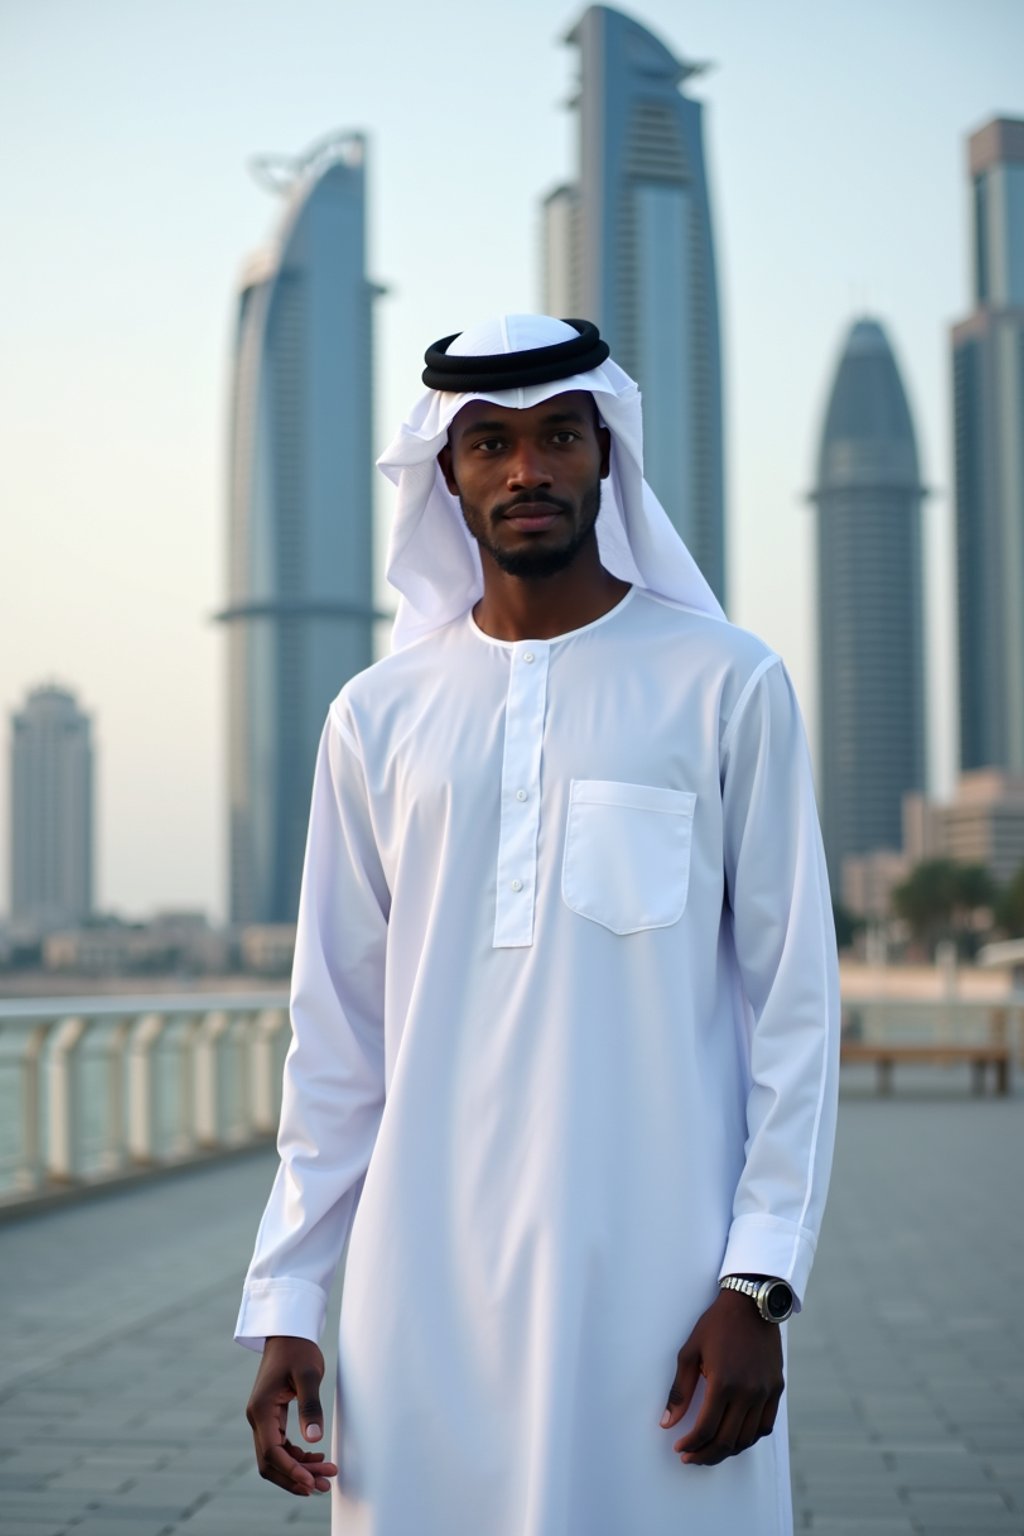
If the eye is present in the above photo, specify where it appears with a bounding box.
[473,437,505,453]
[551,430,581,445]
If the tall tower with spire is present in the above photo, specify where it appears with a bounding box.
[220,132,381,925]
[542,5,726,605]
[953,117,1024,775]
[811,318,927,893]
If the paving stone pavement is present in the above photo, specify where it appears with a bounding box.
[1,1070,1021,1535]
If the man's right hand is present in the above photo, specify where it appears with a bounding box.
[246,1335,338,1496]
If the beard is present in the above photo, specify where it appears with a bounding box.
[459,478,602,578]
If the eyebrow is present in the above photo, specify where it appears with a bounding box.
[459,420,508,435]
[458,410,589,437]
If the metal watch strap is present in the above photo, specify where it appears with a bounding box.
[720,1276,762,1303]
[719,1274,793,1322]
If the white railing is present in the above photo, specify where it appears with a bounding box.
[0,994,290,1207]
[1,990,1019,1210]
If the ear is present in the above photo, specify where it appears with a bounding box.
[598,425,611,480]
[437,442,458,496]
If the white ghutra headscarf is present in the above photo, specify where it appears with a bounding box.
[377,314,725,652]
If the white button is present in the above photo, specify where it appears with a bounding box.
[511,879,523,892]
[515,789,527,802]
[523,652,535,664]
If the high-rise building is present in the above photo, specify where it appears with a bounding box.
[810,318,927,893]
[10,684,94,931]
[542,5,726,604]
[953,117,1024,775]
[219,131,381,925]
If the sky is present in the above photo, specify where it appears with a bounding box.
[1,0,1022,922]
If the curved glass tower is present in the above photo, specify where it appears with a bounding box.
[221,132,379,925]
[542,5,726,604]
[811,318,927,892]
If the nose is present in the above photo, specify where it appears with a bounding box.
[506,441,553,491]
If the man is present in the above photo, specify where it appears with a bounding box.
[237,315,840,1535]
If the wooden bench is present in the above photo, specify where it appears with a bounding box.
[840,1040,1012,1096]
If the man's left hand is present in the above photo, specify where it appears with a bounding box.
[660,1289,784,1466]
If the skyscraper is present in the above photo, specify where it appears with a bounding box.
[542,5,726,604]
[953,117,1024,775]
[220,132,380,925]
[10,684,94,931]
[810,318,927,893]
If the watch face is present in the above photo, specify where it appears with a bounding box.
[765,1283,793,1321]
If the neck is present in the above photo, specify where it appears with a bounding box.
[472,542,631,642]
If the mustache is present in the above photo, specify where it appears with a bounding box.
[493,491,572,519]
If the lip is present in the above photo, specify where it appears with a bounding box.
[502,505,564,532]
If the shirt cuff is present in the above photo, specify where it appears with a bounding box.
[717,1213,819,1311]
[234,1277,328,1353]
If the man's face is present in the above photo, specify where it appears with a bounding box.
[437,390,611,578]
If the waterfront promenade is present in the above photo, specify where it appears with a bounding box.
[2,1073,1022,1535]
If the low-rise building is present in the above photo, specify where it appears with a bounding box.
[904,772,1024,886]
[42,911,229,976]
[841,849,910,923]
[237,924,296,978]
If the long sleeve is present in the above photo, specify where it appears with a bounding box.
[234,704,389,1351]
[716,656,840,1308]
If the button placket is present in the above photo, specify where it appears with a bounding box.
[492,642,549,948]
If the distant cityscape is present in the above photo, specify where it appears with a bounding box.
[3,6,1023,984]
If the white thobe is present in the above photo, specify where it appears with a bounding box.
[236,586,840,1536]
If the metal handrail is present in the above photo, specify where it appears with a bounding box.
[0,994,290,1207]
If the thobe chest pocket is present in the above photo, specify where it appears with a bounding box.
[561,779,697,935]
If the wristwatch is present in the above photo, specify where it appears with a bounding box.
[719,1274,794,1323]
